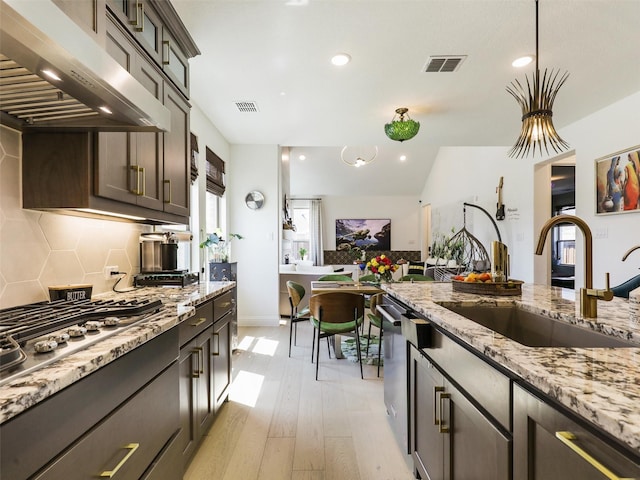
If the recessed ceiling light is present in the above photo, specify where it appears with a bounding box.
[299,154,306,161]
[41,69,61,81]
[399,155,407,161]
[99,106,113,114]
[512,55,534,68]
[331,53,351,66]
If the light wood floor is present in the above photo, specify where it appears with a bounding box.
[184,320,415,480]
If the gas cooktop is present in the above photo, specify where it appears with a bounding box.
[0,297,164,385]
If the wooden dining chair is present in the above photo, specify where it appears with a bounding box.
[365,293,384,377]
[309,292,365,380]
[286,281,310,357]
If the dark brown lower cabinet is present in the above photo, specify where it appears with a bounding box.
[410,346,511,480]
[513,383,640,479]
[178,304,214,467]
[178,289,234,468]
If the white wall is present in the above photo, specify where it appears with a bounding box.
[551,90,640,289]
[228,144,280,326]
[421,147,535,282]
[322,195,421,251]
[188,102,230,273]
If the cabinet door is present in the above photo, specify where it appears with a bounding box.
[162,28,190,97]
[163,84,190,217]
[99,18,163,210]
[53,0,105,41]
[445,380,511,480]
[513,384,640,479]
[132,57,164,211]
[98,20,137,205]
[212,315,232,412]
[134,0,163,65]
[194,329,214,438]
[411,347,445,480]
[178,337,198,465]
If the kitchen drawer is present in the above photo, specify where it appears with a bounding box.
[140,428,183,480]
[35,362,179,479]
[214,290,234,322]
[179,300,213,346]
[422,325,512,430]
[0,329,178,480]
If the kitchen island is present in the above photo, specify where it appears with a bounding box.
[0,281,235,479]
[382,281,640,476]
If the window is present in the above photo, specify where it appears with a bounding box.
[292,206,310,259]
[206,191,226,235]
[553,207,576,266]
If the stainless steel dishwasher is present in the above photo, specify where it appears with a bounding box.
[378,295,430,470]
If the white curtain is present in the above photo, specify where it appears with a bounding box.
[310,199,323,265]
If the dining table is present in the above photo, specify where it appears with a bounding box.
[310,281,384,358]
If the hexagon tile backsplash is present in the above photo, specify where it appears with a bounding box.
[0,125,149,308]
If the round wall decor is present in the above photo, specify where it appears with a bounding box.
[245,190,265,210]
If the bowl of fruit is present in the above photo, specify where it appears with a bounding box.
[451,272,523,296]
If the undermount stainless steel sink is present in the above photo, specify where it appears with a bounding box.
[443,305,636,348]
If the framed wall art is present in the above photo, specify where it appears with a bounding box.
[595,145,640,215]
[336,218,391,251]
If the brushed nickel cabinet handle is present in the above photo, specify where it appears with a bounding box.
[164,179,171,204]
[129,1,140,27]
[140,166,145,196]
[162,40,170,65]
[134,2,144,31]
[434,386,445,425]
[100,443,139,477]
[438,392,451,434]
[192,348,201,378]
[190,317,207,327]
[212,332,220,356]
[130,165,142,195]
[555,431,633,480]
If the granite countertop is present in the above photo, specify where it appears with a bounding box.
[383,282,640,454]
[0,281,235,425]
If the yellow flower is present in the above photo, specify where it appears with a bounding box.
[378,265,386,273]
[371,259,379,267]
[380,255,386,260]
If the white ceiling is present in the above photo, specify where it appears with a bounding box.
[172,0,640,197]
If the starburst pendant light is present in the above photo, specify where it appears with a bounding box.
[384,108,420,142]
[506,0,569,158]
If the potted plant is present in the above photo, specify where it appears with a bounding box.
[200,229,244,263]
[298,247,307,261]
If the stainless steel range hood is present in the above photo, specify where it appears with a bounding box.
[0,0,170,131]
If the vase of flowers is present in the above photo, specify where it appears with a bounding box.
[366,254,398,283]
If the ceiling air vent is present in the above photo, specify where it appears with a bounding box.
[424,55,467,73]
[235,101,259,113]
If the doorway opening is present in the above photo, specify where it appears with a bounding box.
[550,165,576,289]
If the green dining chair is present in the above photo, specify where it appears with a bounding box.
[309,292,365,380]
[401,274,434,282]
[358,274,377,282]
[366,293,384,377]
[286,281,310,357]
[317,274,354,282]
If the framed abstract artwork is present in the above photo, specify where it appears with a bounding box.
[336,218,391,251]
[595,145,640,215]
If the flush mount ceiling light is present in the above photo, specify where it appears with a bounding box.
[331,53,351,66]
[384,108,420,142]
[341,145,378,168]
[506,0,569,158]
[512,55,534,67]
